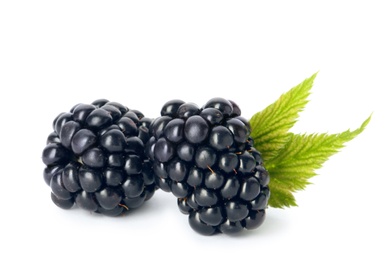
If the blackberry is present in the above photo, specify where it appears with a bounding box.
[42,99,156,216]
[146,98,270,235]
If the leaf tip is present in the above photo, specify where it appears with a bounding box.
[362,113,372,129]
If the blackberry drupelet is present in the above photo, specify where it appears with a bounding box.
[42,99,156,216]
[146,98,270,235]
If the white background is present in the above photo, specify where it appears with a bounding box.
[1,1,384,259]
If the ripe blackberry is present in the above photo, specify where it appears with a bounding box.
[42,99,156,216]
[146,98,270,235]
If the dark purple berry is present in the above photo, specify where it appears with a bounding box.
[145,136,156,161]
[242,210,266,230]
[79,167,102,193]
[142,160,155,185]
[123,192,146,209]
[226,118,249,143]
[228,100,241,116]
[171,181,191,198]
[138,125,151,144]
[125,137,144,155]
[54,113,73,136]
[97,206,124,217]
[187,193,199,210]
[122,176,144,198]
[117,117,138,136]
[177,102,200,118]
[154,137,175,163]
[225,200,249,222]
[82,147,105,168]
[203,97,233,117]
[199,206,224,226]
[194,146,217,169]
[209,126,234,151]
[250,187,270,210]
[218,153,238,173]
[151,116,172,139]
[176,142,195,162]
[186,167,203,187]
[75,191,98,211]
[95,187,122,210]
[91,99,109,108]
[124,155,143,174]
[144,184,156,201]
[219,220,243,234]
[200,108,223,125]
[161,99,185,117]
[46,132,61,144]
[140,117,153,129]
[164,118,185,143]
[195,188,218,207]
[239,176,260,201]
[107,153,125,167]
[71,129,97,155]
[167,159,188,182]
[236,116,251,132]
[255,166,270,186]
[220,176,240,199]
[155,177,171,192]
[98,125,120,136]
[204,170,225,190]
[238,152,256,173]
[62,163,81,193]
[178,198,191,214]
[106,101,128,114]
[184,115,209,144]
[101,104,121,121]
[72,104,96,123]
[60,121,81,149]
[103,168,125,186]
[50,172,72,200]
[42,143,69,166]
[86,108,113,129]
[100,129,126,153]
[43,165,64,186]
[153,161,168,179]
[131,109,145,119]
[148,98,269,234]
[123,111,140,124]
[188,211,216,236]
[51,192,74,210]
[42,100,155,216]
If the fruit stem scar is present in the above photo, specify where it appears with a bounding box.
[77,157,83,165]
[119,204,129,211]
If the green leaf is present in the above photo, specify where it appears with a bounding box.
[249,72,371,208]
[249,72,317,161]
[266,115,371,208]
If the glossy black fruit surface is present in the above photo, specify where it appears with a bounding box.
[42,99,156,216]
[146,98,270,235]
